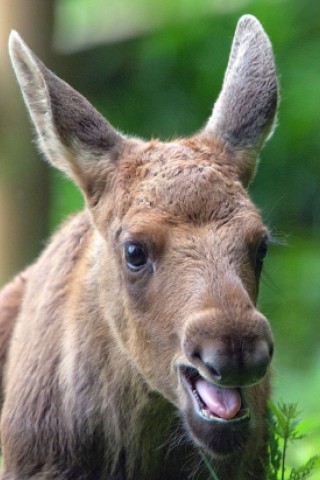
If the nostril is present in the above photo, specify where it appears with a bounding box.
[251,339,273,380]
[190,351,201,361]
[187,345,223,381]
[256,339,273,365]
[194,344,225,382]
[269,343,274,359]
[205,363,222,382]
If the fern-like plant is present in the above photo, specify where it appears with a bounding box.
[268,401,320,480]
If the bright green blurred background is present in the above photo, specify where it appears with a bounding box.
[1,0,319,474]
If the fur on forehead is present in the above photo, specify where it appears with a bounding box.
[113,137,258,224]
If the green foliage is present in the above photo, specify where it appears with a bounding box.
[268,402,320,480]
[199,450,220,480]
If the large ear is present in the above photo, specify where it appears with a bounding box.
[204,15,278,186]
[8,31,124,203]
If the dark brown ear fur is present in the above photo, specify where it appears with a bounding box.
[41,65,122,155]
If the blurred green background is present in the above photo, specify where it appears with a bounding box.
[0,0,319,474]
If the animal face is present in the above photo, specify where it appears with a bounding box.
[92,136,273,456]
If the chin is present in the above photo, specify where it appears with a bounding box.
[183,404,251,457]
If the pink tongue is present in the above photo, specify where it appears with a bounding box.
[195,377,241,420]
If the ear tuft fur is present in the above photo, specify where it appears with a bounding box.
[9,30,49,134]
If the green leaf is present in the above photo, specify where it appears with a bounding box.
[199,450,220,480]
[267,401,320,480]
[288,456,320,480]
[268,401,288,436]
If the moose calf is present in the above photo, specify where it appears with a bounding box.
[0,15,278,480]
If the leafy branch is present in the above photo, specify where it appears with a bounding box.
[268,401,320,480]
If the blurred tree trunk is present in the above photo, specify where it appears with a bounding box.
[0,0,55,286]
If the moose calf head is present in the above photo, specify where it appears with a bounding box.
[9,14,277,461]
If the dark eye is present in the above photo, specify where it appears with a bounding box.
[256,239,268,267]
[124,242,148,271]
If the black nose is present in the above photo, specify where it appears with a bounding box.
[197,337,272,387]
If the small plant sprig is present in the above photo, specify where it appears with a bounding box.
[199,450,220,480]
[268,401,320,480]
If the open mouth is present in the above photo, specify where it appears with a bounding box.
[180,366,250,425]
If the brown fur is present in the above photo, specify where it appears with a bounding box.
[0,16,279,479]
